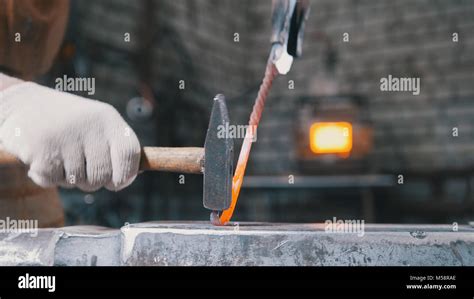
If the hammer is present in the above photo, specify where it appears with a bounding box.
[0,94,234,219]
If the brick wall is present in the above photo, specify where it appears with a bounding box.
[53,0,474,225]
[71,0,474,175]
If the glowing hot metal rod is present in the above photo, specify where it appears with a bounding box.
[212,0,310,225]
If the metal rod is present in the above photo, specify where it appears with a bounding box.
[217,60,279,225]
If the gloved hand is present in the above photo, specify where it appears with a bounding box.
[0,79,141,192]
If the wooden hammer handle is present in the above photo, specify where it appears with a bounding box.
[140,147,204,173]
[0,147,204,174]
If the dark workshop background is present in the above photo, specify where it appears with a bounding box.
[41,0,474,227]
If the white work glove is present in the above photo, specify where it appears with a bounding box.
[0,81,141,192]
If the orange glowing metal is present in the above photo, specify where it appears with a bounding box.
[310,122,353,154]
[219,129,253,224]
[218,62,278,225]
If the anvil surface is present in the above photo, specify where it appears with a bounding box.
[0,222,473,266]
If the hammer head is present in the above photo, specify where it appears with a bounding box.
[203,94,234,211]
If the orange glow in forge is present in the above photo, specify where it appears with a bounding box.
[310,122,353,155]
